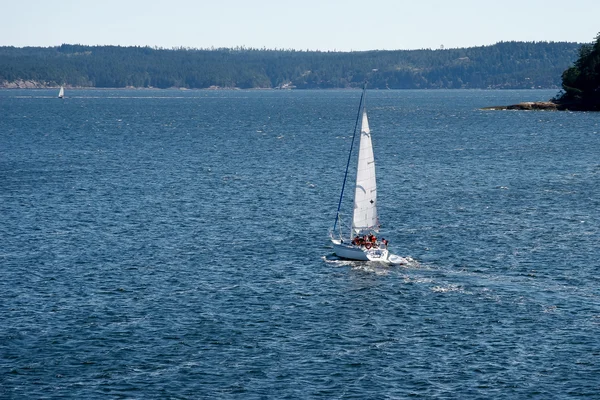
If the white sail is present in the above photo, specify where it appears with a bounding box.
[58,86,64,98]
[352,109,378,233]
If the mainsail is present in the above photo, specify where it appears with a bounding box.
[352,109,378,233]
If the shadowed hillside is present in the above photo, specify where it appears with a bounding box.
[0,42,581,89]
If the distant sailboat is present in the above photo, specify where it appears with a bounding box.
[58,86,64,99]
[330,84,405,264]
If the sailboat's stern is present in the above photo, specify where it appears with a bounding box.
[365,248,389,262]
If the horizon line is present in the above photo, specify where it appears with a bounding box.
[0,40,586,53]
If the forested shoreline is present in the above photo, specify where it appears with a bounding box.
[482,33,600,111]
[553,33,600,110]
[0,42,581,90]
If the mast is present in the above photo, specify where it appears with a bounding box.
[332,82,367,235]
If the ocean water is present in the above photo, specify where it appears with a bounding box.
[1,88,599,399]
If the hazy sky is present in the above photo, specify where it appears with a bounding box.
[3,0,599,50]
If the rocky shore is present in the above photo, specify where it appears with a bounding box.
[482,100,599,111]
[0,79,55,89]
[482,101,561,111]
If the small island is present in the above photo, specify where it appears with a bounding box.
[486,32,600,112]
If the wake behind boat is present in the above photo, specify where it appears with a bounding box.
[329,84,406,265]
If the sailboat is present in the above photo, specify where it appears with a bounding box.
[58,86,64,99]
[330,85,402,263]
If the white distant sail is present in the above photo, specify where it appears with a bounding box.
[58,86,64,98]
[352,110,378,233]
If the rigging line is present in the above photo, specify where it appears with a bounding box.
[333,81,367,233]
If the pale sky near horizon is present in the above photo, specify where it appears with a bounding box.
[2,0,599,51]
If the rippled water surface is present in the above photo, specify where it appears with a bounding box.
[1,89,600,398]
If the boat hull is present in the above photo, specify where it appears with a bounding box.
[332,241,389,262]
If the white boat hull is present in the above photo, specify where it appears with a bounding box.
[332,240,389,262]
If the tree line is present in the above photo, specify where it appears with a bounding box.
[554,32,600,110]
[0,41,582,90]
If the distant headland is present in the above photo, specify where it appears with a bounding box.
[484,32,600,112]
[0,42,581,90]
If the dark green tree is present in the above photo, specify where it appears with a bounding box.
[555,32,600,110]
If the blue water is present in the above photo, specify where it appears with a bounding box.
[1,89,599,398]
